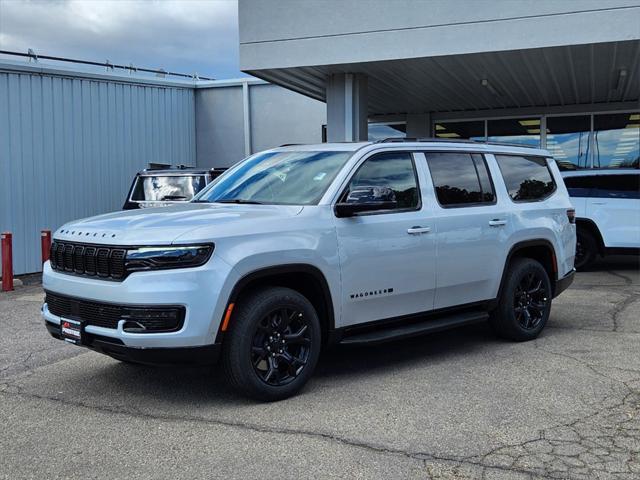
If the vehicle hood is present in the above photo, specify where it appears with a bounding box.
[54,203,304,245]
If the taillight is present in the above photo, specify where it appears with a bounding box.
[566,208,576,224]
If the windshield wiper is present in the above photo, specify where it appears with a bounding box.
[215,199,265,205]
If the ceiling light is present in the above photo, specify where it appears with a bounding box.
[435,125,446,131]
[630,114,640,121]
[519,119,540,127]
[480,78,500,96]
[616,68,628,90]
[625,124,639,128]
[526,129,541,134]
[436,133,461,138]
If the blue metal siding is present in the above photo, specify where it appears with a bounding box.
[0,71,195,274]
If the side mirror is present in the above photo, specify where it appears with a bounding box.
[334,186,398,218]
[334,200,398,217]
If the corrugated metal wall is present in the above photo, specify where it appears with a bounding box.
[0,70,196,274]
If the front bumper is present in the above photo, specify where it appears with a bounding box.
[41,257,238,349]
[44,321,220,365]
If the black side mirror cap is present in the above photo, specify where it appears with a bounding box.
[334,201,398,218]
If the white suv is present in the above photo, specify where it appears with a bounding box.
[562,169,640,269]
[42,140,576,400]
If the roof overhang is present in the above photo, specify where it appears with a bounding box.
[245,40,640,116]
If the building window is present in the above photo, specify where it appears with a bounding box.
[546,115,591,171]
[487,118,541,147]
[367,122,406,141]
[593,113,639,169]
[434,121,484,141]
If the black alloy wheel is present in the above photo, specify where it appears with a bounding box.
[513,271,549,330]
[222,286,321,401]
[251,307,312,386]
[489,257,552,341]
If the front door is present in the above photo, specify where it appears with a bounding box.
[334,151,436,327]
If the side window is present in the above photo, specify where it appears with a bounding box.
[563,175,596,198]
[343,152,419,210]
[495,155,556,202]
[426,152,496,207]
[592,175,640,200]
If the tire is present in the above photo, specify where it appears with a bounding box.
[222,287,321,401]
[490,258,552,342]
[575,228,597,270]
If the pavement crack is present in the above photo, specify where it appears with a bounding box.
[610,291,640,332]
[0,387,576,479]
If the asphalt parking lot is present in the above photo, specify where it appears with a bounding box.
[1,257,639,480]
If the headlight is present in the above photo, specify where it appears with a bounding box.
[125,244,214,272]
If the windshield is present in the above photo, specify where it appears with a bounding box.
[131,175,206,202]
[193,150,353,205]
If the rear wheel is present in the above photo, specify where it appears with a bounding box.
[490,258,552,341]
[575,228,597,270]
[222,287,321,401]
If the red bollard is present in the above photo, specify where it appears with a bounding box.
[41,230,52,265]
[1,232,13,292]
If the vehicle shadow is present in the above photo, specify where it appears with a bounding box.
[87,321,505,405]
[582,254,640,273]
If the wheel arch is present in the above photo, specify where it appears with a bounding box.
[497,240,559,300]
[216,264,335,345]
[575,218,605,255]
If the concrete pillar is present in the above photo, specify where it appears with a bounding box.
[326,73,368,142]
[406,113,432,138]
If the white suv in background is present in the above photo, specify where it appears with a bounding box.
[562,170,640,269]
[42,140,576,401]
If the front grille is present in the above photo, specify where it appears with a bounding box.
[50,241,127,280]
[45,292,185,332]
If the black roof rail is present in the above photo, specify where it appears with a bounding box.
[374,137,542,149]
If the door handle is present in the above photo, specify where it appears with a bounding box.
[407,226,431,235]
[488,219,507,227]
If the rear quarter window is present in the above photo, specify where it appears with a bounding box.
[494,155,556,202]
[592,174,640,200]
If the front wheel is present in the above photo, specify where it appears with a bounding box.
[222,287,321,401]
[490,258,552,341]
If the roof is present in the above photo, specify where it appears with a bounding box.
[138,167,214,176]
[270,139,552,157]
[561,168,640,177]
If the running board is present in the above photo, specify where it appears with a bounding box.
[339,311,489,346]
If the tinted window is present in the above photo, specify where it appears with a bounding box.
[563,176,596,198]
[495,155,556,201]
[131,175,206,202]
[344,152,419,210]
[592,174,640,199]
[427,152,495,206]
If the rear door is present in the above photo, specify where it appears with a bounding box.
[587,174,640,248]
[422,151,509,309]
